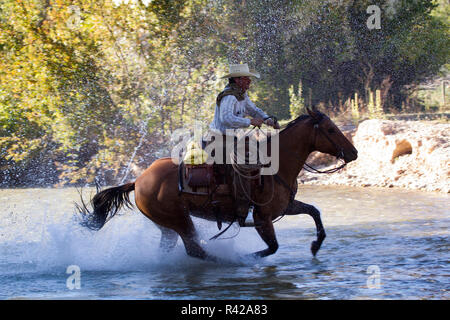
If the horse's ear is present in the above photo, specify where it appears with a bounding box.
[307,106,319,120]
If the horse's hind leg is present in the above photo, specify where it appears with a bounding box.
[285,200,326,256]
[176,216,218,262]
[181,236,217,262]
[157,225,178,252]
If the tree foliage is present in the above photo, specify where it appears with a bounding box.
[0,0,448,186]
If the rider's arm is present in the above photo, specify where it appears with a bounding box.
[220,95,251,128]
[244,95,269,122]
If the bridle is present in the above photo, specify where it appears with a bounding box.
[303,116,347,174]
[215,115,348,235]
[236,114,347,200]
[244,114,348,179]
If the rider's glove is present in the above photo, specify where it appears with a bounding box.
[264,118,275,127]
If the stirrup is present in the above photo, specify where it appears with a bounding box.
[242,205,255,227]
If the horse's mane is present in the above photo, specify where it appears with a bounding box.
[281,111,325,133]
[281,114,310,132]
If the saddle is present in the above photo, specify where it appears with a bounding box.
[178,162,231,196]
[178,138,264,229]
[179,139,232,195]
[183,163,215,194]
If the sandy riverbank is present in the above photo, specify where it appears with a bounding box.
[299,119,449,193]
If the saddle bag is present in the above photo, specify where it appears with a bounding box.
[185,164,215,188]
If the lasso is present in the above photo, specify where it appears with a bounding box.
[229,130,275,207]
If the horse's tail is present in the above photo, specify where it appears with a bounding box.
[76,182,135,230]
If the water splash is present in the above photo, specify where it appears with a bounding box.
[119,120,148,184]
[0,189,262,276]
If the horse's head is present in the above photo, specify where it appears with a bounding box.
[306,108,358,163]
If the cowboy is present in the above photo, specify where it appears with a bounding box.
[210,63,280,133]
[208,64,279,226]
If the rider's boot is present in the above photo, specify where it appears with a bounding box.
[236,199,249,227]
[236,201,256,227]
[243,205,255,227]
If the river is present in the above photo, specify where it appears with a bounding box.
[0,185,448,299]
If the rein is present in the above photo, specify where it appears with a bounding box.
[303,161,346,174]
[303,118,347,174]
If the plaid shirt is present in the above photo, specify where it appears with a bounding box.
[209,94,268,134]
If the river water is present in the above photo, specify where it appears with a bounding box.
[0,185,448,300]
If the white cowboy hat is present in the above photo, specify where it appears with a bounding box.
[220,63,260,79]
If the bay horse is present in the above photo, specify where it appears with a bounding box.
[77,108,357,262]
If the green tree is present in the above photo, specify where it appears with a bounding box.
[289,81,305,119]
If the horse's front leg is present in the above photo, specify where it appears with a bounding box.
[247,216,279,259]
[285,200,326,256]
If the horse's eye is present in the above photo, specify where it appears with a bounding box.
[328,128,335,134]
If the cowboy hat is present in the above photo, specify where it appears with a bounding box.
[220,63,260,79]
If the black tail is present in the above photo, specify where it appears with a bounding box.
[76,182,135,230]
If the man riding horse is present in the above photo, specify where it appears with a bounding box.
[208,64,280,226]
[77,63,358,262]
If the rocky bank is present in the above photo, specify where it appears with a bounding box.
[299,119,449,193]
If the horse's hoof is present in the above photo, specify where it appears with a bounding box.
[243,253,261,261]
[311,241,320,256]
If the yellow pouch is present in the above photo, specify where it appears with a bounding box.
[183,141,208,165]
